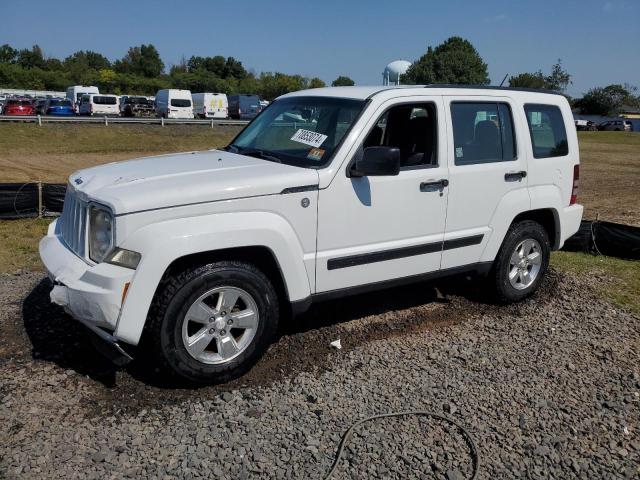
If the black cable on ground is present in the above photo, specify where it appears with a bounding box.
[323,410,480,480]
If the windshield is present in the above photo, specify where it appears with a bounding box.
[227,96,366,168]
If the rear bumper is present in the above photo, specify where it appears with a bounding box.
[559,204,584,248]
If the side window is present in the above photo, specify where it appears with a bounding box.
[450,102,516,165]
[362,103,437,168]
[524,104,568,158]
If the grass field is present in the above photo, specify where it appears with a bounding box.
[0,126,638,314]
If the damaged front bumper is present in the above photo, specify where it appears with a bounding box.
[39,220,135,365]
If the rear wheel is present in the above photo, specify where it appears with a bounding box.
[145,261,279,384]
[490,220,550,303]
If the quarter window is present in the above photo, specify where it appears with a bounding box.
[450,102,516,165]
[524,104,568,158]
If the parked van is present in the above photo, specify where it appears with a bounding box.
[66,85,99,114]
[192,93,228,119]
[155,89,194,119]
[228,94,261,120]
[78,94,120,116]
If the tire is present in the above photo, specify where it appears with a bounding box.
[490,220,550,303]
[144,261,279,384]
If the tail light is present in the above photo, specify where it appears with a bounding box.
[570,164,579,205]
[89,103,93,114]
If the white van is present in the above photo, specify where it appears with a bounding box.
[192,93,228,119]
[78,94,120,116]
[155,89,194,119]
[66,85,99,114]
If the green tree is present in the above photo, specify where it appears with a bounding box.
[309,77,326,88]
[16,45,46,69]
[331,75,355,86]
[115,44,164,77]
[574,84,634,116]
[509,71,546,89]
[63,50,111,71]
[402,37,489,85]
[0,44,18,63]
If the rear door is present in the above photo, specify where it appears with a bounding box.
[441,96,530,269]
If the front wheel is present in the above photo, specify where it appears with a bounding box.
[144,261,279,384]
[490,220,550,303]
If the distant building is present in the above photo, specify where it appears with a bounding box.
[382,60,412,86]
[619,106,640,119]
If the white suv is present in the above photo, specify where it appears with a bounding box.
[40,86,583,383]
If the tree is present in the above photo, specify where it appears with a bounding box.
[308,77,326,88]
[509,60,571,92]
[0,44,18,64]
[508,71,546,89]
[574,84,634,116]
[402,37,489,85]
[63,50,111,71]
[332,75,355,86]
[114,44,164,77]
[16,45,46,69]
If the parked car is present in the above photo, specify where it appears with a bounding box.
[574,119,597,131]
[40,85,583,384]
[598,119,632,131]
[3,99,35,116]
[192,93,228,119]
[44,98,74,116]
[155,89,194,119]
[228,94,261,120]
[78,94,120,116]
[120,96,154,117]
[34,98,48,115]
[66,85,99,114]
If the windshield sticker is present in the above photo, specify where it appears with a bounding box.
[307,148,325,161]
[455,147,463,158]
[290,129,328,148]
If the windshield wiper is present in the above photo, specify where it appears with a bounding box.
[236,148,283,164]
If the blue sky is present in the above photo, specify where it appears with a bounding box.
[3,0,639,96]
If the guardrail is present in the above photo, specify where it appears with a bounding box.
[0,115,249,127]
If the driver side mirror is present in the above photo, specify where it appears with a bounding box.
[349,146,401,177]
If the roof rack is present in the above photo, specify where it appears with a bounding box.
[422,84,565,96]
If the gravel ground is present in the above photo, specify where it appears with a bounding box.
[1,269,639,479]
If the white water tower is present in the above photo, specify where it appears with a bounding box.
[382,60,412,86]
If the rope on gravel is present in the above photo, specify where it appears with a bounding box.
[323,410,480,480]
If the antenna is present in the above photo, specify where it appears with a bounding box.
[499,74,509,87]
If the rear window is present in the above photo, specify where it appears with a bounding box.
[6,100,32,106]
[524,104,568,158]
[49,99,71,106]
[126,97,150,105]
[171,99,191,107]
[93,96,117,105]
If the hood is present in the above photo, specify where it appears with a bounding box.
[69,150,319,214]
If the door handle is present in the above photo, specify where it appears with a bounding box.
[420,179,449,191]
[504,171,527,182]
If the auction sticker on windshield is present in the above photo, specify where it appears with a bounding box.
[290,129,328,148]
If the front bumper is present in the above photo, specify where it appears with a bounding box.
[39,220,135,362]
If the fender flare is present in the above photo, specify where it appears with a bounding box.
[114,211,311,345]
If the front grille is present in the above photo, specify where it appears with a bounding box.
[57,187,88,258]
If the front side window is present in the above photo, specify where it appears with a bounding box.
[171,99,191,107]
[361,103,437,168]
[524,104,568,158]
[227,96,366,168]
[451,102,516,165]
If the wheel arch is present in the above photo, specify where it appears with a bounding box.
[511,208,560,249]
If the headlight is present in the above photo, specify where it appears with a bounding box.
[105,248,141,269]
[89,204,114,263]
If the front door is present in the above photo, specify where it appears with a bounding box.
[315,97,449,294]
